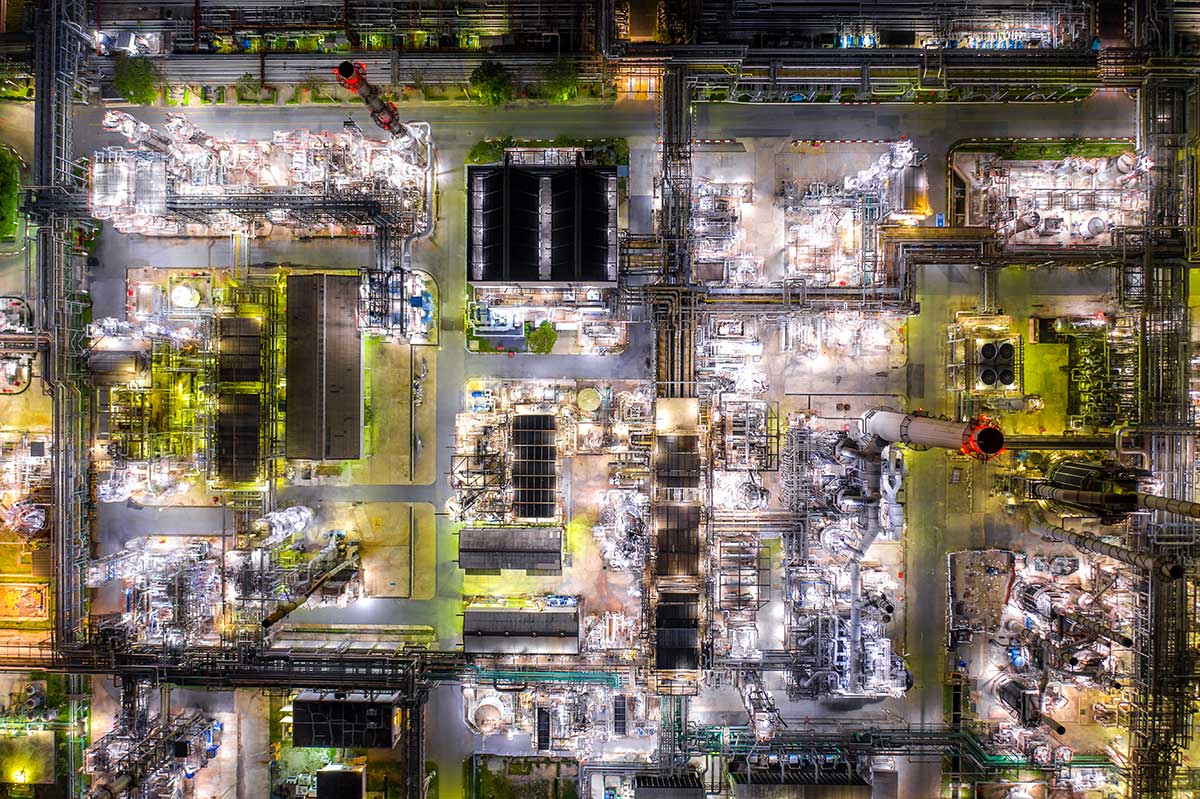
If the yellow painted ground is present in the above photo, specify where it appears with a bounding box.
[410,503,436,600]
[352,340,411,484]
[411,345,437,485]
[352,502,436,601]
[0,383,52,432]
[351,342,437,485]
[1008,342,1069,435]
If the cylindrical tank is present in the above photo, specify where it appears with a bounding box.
[860,409,1004,459]
[1001,210,1040,237]
[472,696,507,734]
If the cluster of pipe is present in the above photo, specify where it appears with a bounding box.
[0,682,59,724]
[335,60,425,157]
[252,504,315,548]
[86,539,220,648]
[1032,457,1200,528]
[260,530,360,630]
[1028,507,1183,580]
[87,709,222,799]
[0,498,46,538]
[740,675,781,741]
[843,139,916,195]
[787,411,913,697]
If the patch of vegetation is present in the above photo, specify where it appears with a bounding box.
[526,321,558,355]
[542,57,579,103]
[955,138,1135,161]
[112,55,162,105]
[468,60,515,106]
[466,136,629,166]
[0,147,20,240]
[235,72,276,103]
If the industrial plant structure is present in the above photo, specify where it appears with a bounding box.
[5,1,1200,798]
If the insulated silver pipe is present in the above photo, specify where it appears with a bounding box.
[1056,611,1134,649]
[1136,493,1200,520]
[1033,485,1137,512]
[1029,511,1183,580]
[860,409,1004,457]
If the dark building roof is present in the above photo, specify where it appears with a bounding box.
[731,788,870,799]
[286,273,363,461]
[216,315,261,383]
[458,526,563,572]
[656,435,701,488]
[292,692,400,749]
[633,774,705,798]
[512,414,558,520]
[214,392,260,485]
[462,607,579,655]
[655,592,700,671]
[468,158,617,285]
[655,504,701,577]
[316,767,366,799]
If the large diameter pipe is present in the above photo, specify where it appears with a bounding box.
[262,558,357,630]
[1056,611,1134,649]
[1041,714,1068,736]
[1029,512,1183,580]
[1136,493,1200,520]
[1033,485,1138,512]
[860,409,1004,458]
[90,774,133,799]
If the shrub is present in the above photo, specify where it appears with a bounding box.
[113,55,162,105]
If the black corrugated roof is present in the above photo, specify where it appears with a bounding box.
[458,526,562,572]
[215,393,260,484]
[285,274,362,461]
[468,161,617,285]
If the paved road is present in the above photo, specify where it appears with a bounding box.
[74,99,661,157]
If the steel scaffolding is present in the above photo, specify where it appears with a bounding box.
[30,0,91,654]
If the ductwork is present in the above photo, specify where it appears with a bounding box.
[860,409,1004,459]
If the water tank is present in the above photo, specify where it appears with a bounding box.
[472,697,506,734]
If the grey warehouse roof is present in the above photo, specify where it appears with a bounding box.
[458,526,562,572]
[286,273,363,461]
[462,607,579,655]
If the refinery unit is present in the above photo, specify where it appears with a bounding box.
[5,2,1200,799]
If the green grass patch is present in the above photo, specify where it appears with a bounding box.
[956,138,1134,161]
[0,147,21,240]
[236,86,278,104]
[466,136,629,166]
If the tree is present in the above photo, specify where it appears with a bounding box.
[526,322,558,355]
[236,72,263,99]
[543,58,579,103]
[468,60,515,106]
[405,67,429,96]
[112,55,162,105]
[297,74,324,96]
